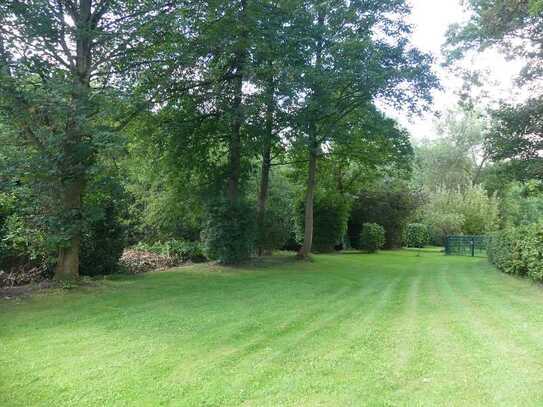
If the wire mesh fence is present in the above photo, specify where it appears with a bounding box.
[445,235,489,257]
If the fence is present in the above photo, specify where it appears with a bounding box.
[445,235,489,257]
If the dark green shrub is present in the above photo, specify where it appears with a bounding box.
[257,208,293,254]
[203,199,256,264]
[405,223,429,248]
[360,223,385,253]
[296,195,349,253]
[80,201,125,276]
[77,173,129,277]
[348,183,423,249]
[256,177,296,254]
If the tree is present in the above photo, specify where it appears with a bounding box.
[0,1,174,279]
[292,1,437,258]
[413,108,490,191]
[446,0,543,183]
[251,0,301,256]
[485,101,543,181]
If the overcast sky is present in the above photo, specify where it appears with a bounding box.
[389,0,525,141]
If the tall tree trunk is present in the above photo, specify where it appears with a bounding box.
[256,75,274,256]
[298,7,325,259]
[298,139,318,259]
[55,0,92,280]
[55,180,83,280]
[227,0,248,205]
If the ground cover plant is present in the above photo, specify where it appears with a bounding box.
[3,251,543,406]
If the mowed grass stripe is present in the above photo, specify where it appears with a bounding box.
[438,262,543,406]
[2,251,543,406]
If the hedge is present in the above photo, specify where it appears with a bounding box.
[487,223,543,282]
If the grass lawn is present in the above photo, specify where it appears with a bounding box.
[2,250,543,406]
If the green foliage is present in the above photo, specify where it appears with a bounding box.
[0,0,438,274]
[256,170,296,253]
[349,181,423,249]
[420,185,499,245]
[296,195,350,253]
[405,224,429,248]
[413,108,489,191]
[133,240,207,263]
[500,180,543,227]
[257,207,294,254]
[79,202,125,277]
[488,224,543,282]
[359,223,385,253]
[446,1,543,183]
[530,0,543,14]
[0,190,49,272]
[426,213,465,247]
[203,199,256,264]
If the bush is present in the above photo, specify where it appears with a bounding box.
[78,174,129,277]
[405,223,429,248]
[80,201,126,276]
[296,195,349,253]
[426,213,465,246]
[487,224,543,282]
[348,182,423,249]
[257,208,293,254]
[256,176,296,254]
[0,192,51,285]
[203,199,256,264]
[420,186,499,245]
[359,223,385,253]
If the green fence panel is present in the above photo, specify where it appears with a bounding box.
[445,235,488,257]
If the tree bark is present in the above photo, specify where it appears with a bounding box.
[298,140,318,259]
[55,0,92,280]
[298,7,325,259]
[256,76,274,256]
[55,180,83,280]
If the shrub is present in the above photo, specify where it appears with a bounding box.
[487,224,543,282]
[203,199,256,264]
[420,186,499,245]
[257,208,293,254]
[405,223,429,248]
[256,177,296,254]
[79,201,126,277]
[348,182,423,249]
[426,213,465,246]
[0,192,51,285]
[359,223,385,253]
[296,195,350,253]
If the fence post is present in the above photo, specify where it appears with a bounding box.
[471,238,475,257]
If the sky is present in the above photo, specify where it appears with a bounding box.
[389,0,526,141]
